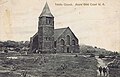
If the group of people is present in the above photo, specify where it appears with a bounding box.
[98,66,108,76]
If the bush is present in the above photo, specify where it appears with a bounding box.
[99,54,105,58]
[4,49,8,53]
[110,56,116,59]
[14,47,20,52]
[90,54,95,57]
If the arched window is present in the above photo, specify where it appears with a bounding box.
[72,40,75,45]
[54,41,57,48]
[46,17,51,25]
[66,35,70,45]
[61,39,65,45]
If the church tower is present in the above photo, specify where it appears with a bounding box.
[38,3,54,53]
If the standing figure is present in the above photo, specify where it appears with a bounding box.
[103,67,107,76]
[106,66,109,77]
[98,66,103,75]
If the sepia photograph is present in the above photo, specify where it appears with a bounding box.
[0,0,120,77]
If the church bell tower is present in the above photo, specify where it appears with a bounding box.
[38,3,54,53]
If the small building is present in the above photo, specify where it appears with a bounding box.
[30,3,79,53]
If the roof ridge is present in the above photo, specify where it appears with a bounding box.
[54,27,68,41]
[55,27,67,30]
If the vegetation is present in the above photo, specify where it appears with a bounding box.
[90,54,95,57]
[0,40,119,77]
[80,45,119,57]
[0,54,98,77]
[4,49,8,53]
[99,54,105,58]
[0,40,30,53]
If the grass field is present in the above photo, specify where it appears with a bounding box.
[0,54,98,77]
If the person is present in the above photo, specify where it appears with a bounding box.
[106,66,109,76]
[98,66,102,75]
[103,67,107,76]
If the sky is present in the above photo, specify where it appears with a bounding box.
[0,0,120,52]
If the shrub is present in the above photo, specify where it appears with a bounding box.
[90,54,95,57]
[14,47,20,52]
[99,54,105,58]
[4,49,8,53]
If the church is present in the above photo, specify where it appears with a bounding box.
[30,3,80,53]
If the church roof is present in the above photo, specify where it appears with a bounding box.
[31,27,78,42]
[54,28,67,41]
[31,27,67,41]
[39,2,53,17]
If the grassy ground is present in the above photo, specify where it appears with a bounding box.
[0,54,98,77]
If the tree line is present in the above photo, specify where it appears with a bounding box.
[0,40,30,53]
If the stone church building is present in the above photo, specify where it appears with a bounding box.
[30,3,79,53]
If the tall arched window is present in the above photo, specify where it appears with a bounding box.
[72,40,75,45]
[66,35,70,45]
[61,39,65,45]
[54,41,57,48]
[46,17,51,25]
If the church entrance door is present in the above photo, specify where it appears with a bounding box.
[67,47,70,53]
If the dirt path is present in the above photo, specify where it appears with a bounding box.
[96,56,107,67]
[95,56,107,77]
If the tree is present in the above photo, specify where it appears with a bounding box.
[4,49,8,53]
[94,46,97,48]
[24,41,30,47]
[99,54,105,58]
[0,43,3,51]
[14,47,20,52]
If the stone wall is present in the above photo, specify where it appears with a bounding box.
[55,28,79,53]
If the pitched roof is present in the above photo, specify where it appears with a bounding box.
[39,2,53,17]
[32,27,78,41]
[54,28,67,41]
[32,28,67,41]
[30,32,38,41]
